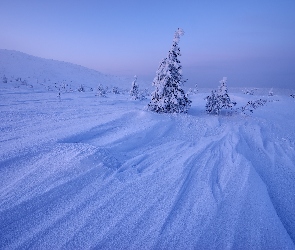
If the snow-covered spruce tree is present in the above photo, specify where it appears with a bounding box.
[205,90,221,114]
[148,28,191,113]
[130,75,139,100]
[217,77,235,110]
[205,77,236,114]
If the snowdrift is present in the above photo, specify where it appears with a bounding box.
[0,52,295,249]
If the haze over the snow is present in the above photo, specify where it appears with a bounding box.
[1,0,295,89]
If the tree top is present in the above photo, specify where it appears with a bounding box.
[173,28,184,43]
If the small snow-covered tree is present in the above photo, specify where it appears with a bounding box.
[205,90,221,114]
[78,84,85,92]
[57,88,61,101]
[130,75,139,100]
[218,77,234,110]
[113,86,120,94]
[148,28,191,113]
[206,77,236,114]
[2,75,7,83]
[96,84,106,97]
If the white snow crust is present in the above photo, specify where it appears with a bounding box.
[1,50,295,249]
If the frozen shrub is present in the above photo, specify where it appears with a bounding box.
[205,77,236,114]
[241,99,267,113]
[130,75,140,100]
[113,87,120,94]
[2,75,7,83]
[78,84,85,92]
[96,84,106,97]
[243,88,257,95]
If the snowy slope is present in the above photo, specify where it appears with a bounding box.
[0,49,146,91]
[1,80,295,249]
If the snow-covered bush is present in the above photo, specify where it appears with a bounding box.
[205,77,236,115]
[113,87,120,94]
[78,84,85,92]
[57,90,61,101]
[130,75,140,100]
[243,88,257,95]
[2,75,7,83]
[148,28,191,113]
[241,99,267,113]
[96,84,106,97]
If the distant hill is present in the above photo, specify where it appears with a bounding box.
[0,49,147,91]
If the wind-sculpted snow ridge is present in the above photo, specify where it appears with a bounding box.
[0,87,295,249]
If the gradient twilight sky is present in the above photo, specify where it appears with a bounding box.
[1,0,295,88]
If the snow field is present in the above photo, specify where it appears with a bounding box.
[1,88,295,249]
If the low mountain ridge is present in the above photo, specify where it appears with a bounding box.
[0,49,141,91]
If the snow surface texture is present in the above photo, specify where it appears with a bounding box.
[1,87,295,249]
[1,51,295,249]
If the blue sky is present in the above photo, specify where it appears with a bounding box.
[1,0,295,88]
